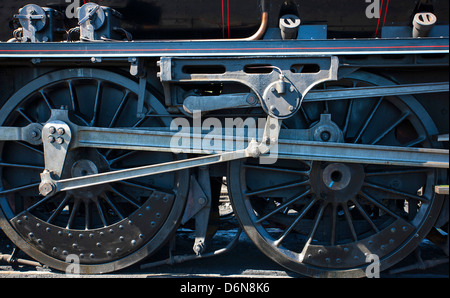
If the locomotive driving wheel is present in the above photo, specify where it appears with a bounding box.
[0,68,189,274]
[228,71,445,277]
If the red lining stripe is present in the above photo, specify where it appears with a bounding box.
[375,0,384,37]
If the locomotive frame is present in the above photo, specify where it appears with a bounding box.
[0,1,448,277]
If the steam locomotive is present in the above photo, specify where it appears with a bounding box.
[0,0,448,277]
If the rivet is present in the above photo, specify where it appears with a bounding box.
[68,232,73,238]
[131,240,136,246]
[120,236,125,241]
[79,233,84,239]
[79,253,84,259]
[139,234,144,239]
[36,223,41,228]
[325,258,331,263]
[119,225,124,229]
[146,206,151,211]
[37,239,43,244]
[46,227,51,232]
[96,242,101,247]
[128,220,133,225]
[389,239,394,244]
[163,197,168,203]
[150,221,156,227]
[109,229,114,233]
[402,226,408,231]
[90,253,95,259]
[336,258,341,263]
[72,243,78,249]
[52,247,58,252]
[99,232,104,236]
[318,249,324,254]
[89,233,94,238]
[116,248,121,253]
[17,220,22,225]
[28,232,34,238]
[23,215,28,220]
[344,247,349,253]
[380,245,386,250]
[156,212,161,218]
[390,227,396,233]
[106,251,112,256]
[63,250,68,256]
[58,231,63,236]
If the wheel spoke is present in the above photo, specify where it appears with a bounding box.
[90,80,102,127]
[363,181,428,202]
[109,185,142,209]
[14,141,44,155]
[47,194,71,224]
[0,162,44,170]
[273,197,316,247]
[17,108,35,124]
[68,80,79,112]
[256,189,311,224]
[300,201,325,255]
[353,197,380,232]
[342,99,354,137]
[245,180,309,197]
[66,199,80,229]
[342,203,358,241]
[108,90,130,128]
[95,199,108,227]
[358,190,403,220]
[116,180,175,197]
[243,163,310,176]
[40,90,54,110]
[0,182,40,195]
[353,97,383,143]
[102,193,125,220]
[369,112,410,145]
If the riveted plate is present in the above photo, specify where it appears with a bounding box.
[10,191,174,264]
[301,220,415,269]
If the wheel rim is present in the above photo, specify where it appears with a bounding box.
[228,71,444,277]
[0,68,189,273]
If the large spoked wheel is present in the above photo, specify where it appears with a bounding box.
[228,71,445,277]
[0,68,189,274]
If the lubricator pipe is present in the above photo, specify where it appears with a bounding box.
[412,12,437,38]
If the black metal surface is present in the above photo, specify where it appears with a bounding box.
[228,71,446,277]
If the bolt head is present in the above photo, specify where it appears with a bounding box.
[48,135,56,143]
[39,181,56,197]
[57,128,65,135]
[56,137,64,144]
[48,126,56,134]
